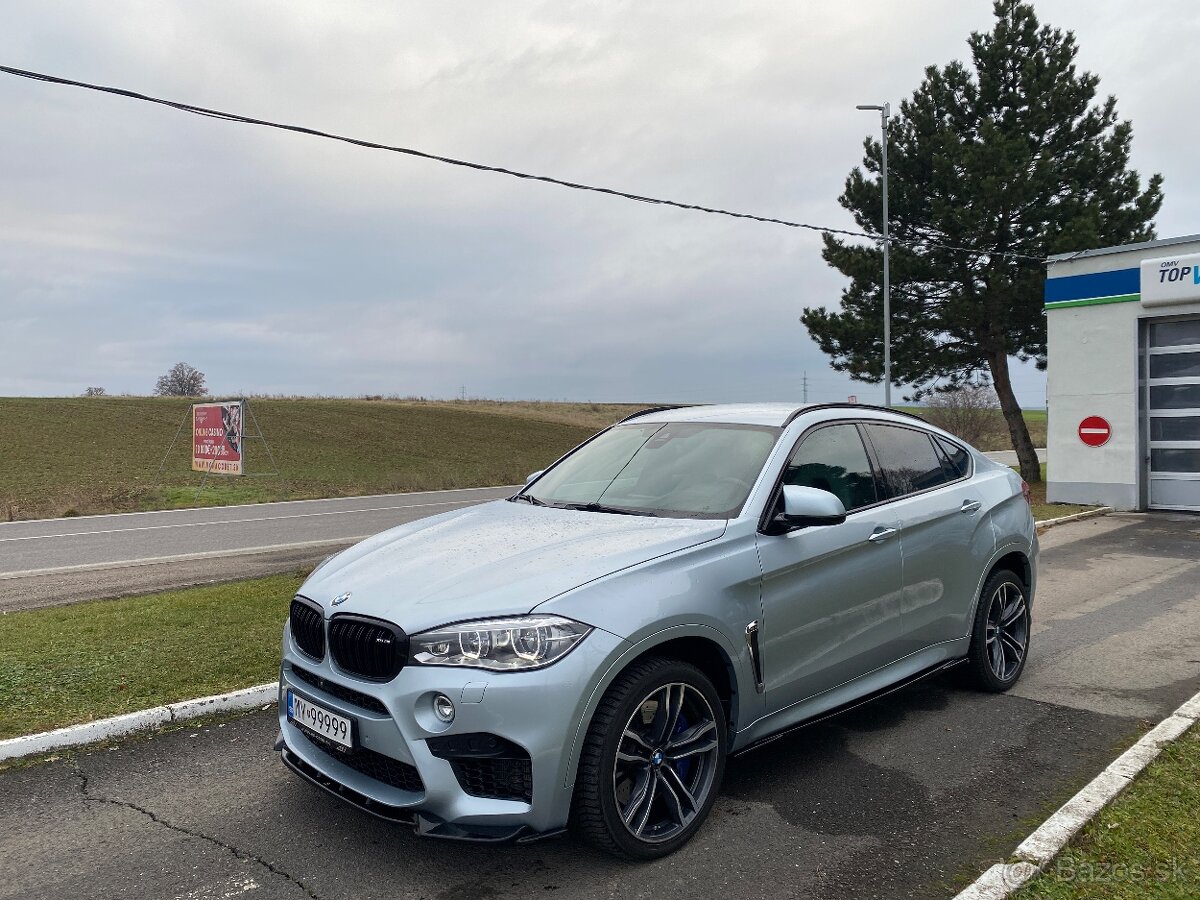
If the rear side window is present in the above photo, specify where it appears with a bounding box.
[783,424,879,512]
[936,436,971,479]
[864,424,954,498]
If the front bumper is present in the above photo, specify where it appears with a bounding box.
[277,623,625,839]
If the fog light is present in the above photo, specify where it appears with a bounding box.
[433,693,455,723]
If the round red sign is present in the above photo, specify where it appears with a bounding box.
[1078,416,1111,447]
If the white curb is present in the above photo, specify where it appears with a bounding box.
[0,682,278,763]
[953,686,1200,899]
[1035,506,1112,532]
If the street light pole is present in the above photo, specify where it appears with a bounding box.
[856,102,891,407]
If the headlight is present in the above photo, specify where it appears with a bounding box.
[409,615,592,671]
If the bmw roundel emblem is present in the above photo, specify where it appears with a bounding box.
[331,592,352,607]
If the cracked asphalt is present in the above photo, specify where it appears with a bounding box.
[3,513,1200,900]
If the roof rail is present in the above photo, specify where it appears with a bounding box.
[617,404,691,423]
[782,402,926,428]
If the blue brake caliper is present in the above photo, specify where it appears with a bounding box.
[672,713,692,781]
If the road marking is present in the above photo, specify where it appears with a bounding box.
[0,483,519,528]
[0,498,487,545]
[0,537,366,580]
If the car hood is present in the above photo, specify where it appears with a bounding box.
[299,500,726,633]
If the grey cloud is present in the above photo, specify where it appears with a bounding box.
[2,0,1193,407]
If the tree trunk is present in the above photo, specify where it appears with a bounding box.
[985,350,1041,483]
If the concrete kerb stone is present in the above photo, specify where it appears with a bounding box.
[1014,769,1134,866]
[954,863,1041,900]
[0,682,278,763]
[1035,506,1112,533]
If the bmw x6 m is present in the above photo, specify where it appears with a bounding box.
[276,403,1037,858]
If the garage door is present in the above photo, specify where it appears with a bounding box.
[1146,317,1200,511]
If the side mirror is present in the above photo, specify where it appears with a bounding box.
[525,470,544,485]
[768,485,847,532]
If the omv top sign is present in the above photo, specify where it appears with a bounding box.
[1141,253,1200,307]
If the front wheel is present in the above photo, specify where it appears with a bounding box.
[571,657,727,859]
[966,568,1031,692]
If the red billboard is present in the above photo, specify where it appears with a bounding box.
[191,401,244,474]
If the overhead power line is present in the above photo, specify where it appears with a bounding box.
[0,64,1045,262]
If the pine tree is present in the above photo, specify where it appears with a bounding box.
[802,0,1162,482]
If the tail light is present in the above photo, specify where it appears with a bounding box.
[1020,479,1032,505]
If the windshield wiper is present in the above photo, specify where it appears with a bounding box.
[509,493,548,506]
[559,502,658,517]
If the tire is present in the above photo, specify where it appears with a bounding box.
[570,656,727,859]
[966,568,1031,692]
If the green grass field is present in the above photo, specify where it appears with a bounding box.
[899,405,1048,451]
[0,572,304,739]
[0,396,1052,521]
[0,397,629,520]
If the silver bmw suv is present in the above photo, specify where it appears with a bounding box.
[276,403,1037,858]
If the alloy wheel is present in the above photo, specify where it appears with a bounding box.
[984,580,1028,681]
[612,682,721,844]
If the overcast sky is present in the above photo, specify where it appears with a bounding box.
[2,1,1196,407]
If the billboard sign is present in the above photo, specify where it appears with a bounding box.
[192,401,244,474]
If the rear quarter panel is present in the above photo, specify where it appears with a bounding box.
[975,457,1038,623]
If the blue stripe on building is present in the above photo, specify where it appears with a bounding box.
[1044,267,1139,304]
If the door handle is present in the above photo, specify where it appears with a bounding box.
[960,499,983,514]
[867,527,897,543]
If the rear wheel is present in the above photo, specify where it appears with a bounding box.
[966,568,1031,692]
[571,657,726,859]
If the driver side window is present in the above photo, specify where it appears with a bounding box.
[782,423,879,512]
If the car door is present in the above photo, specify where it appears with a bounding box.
[754,422,905,714]
[860,423,995,656]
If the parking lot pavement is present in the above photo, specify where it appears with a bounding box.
[3,513,1199,900]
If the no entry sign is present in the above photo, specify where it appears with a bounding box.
[1078,416,1111,447]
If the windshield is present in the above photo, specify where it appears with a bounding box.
[519,422,782,519]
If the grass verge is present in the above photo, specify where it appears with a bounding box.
[0,572,302,739]
[0,397,619,520]
[1014,724,1200,899]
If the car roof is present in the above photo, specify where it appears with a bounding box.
[623,403,928,428]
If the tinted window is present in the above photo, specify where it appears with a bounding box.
[783,424,878,512]
[865,425,953,498]
[1149,384,1200,410]
[1149,351,1200,380]
[1151,448,1200,473]
[936,436,971,478]
[1150,416,1200,442]
[1150,319,1200,348]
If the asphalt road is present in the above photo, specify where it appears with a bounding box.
[0,487,517,612]
[3,512,1199,900]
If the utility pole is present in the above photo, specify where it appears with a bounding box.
[856,102,892,407]
[802,371,809,404]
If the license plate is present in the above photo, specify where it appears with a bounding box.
[287,690,354,750]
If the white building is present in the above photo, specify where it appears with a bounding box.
[1045,234,1200,512]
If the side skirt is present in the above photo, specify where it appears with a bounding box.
[730,658,966,758]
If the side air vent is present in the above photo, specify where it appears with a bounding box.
[427,733,534,803]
